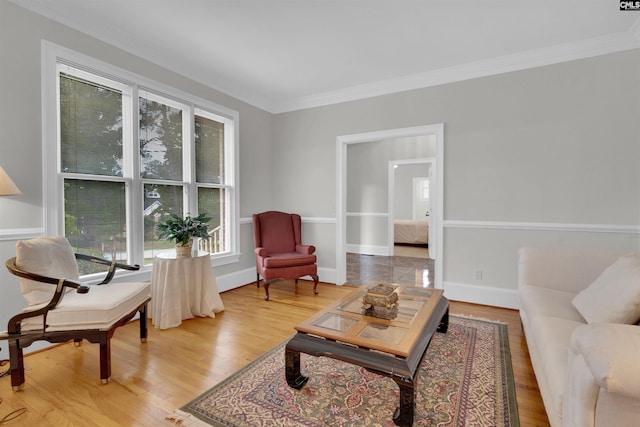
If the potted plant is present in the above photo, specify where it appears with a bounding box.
[157,212,211,257]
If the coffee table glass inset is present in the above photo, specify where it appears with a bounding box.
[285,284,449,426]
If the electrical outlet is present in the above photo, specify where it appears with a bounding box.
[474,269,483,280]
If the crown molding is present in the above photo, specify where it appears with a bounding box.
[630,15,640,44]
[271,30,640,113]
[11,0,640,114]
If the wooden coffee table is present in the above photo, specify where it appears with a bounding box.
[285,284,449,426]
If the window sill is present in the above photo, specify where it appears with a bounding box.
[210,252,241,267]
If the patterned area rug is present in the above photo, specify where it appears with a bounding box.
[168,315,519,426]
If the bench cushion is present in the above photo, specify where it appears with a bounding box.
[21,281,150,332]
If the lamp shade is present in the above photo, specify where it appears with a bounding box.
[0,167,21,196]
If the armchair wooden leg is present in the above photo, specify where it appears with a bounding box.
[9,339,25,391]
[74,338,82,347]
[139,304,148,343]
[256,274,260,288]
[311,275,319,295]
[99,337,111,385]
[263,280,270,301]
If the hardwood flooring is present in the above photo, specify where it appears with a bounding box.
[392,244,429,259]
[347,251,435,287]
[0,281,549,426]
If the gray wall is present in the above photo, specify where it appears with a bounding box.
[272,48,640,298]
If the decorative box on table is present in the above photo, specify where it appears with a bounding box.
[362,283,399,309]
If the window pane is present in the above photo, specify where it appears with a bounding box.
[195,115,224,184]
[418,178,429,201]
[144,183,184,262]
[64,179,126,274]
[198,187,226,253]
[139,97,183,180]
[59,73,123,176]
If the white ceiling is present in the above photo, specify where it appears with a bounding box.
[11,0,640,113]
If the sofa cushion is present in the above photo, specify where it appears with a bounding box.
[527,315,586,415]
[572,254,640,324]
[520,285,585,323]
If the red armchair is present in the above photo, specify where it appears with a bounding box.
[252,211,319,301]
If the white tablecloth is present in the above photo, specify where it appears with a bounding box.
[149,250,224,329]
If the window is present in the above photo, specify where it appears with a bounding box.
[418,178,430,201]
[43,43,239,274]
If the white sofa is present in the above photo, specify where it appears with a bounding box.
[518,246,640,427]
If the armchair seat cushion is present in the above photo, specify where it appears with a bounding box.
[261,252,317,268]
[20,281,151,332]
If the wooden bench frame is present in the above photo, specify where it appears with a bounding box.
[4,254,149,391]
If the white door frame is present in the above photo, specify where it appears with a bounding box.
[336,123,444,288]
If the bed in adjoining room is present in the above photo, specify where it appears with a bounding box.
[394,219,429,245]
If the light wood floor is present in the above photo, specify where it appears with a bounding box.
[0,281,550,426]
[393,244,429,258]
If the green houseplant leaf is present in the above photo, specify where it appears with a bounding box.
[157,213,211,246]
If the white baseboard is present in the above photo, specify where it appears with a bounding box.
[442,281,520,310]
[213,267,521,310]
[216,267,256,292]
[216,266,338,292]
[318,267,337,285]
[345,244,390,256]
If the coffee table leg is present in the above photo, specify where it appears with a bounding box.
[285,346,308,389]
[392,376,414,427]
[438,307,449,333]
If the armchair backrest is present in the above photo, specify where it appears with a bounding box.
[15,236,80,306]
[253,211,302,254]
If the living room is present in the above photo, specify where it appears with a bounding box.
[1,2,640,426]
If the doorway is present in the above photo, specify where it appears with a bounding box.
[336,124,444,288]
[389,159,435,258]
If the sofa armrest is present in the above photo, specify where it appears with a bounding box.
[518,246,622,293]
[573,324,640,397]
[564,324,640,427]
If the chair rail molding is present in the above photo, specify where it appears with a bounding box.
[0,228,45,242]
[241,216,336,224]
[444,220,640,234]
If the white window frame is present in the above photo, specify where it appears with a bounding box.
[41,41,240,275]
[415,177,429,202]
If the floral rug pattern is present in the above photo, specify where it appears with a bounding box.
[170,316,518,427]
